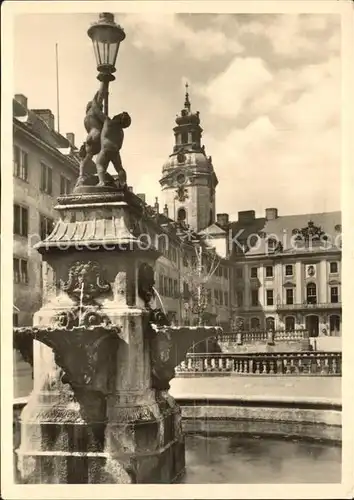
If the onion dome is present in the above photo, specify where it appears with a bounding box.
[175,83,200,126]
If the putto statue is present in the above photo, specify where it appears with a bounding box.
[95,111,131,188]
[75,81,131,192]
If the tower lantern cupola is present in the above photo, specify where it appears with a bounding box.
[173,83,203,153]
[160,84,218,233]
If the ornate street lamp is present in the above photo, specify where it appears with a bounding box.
[87,12,126,115]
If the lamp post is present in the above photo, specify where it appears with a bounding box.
[87,12,126,116]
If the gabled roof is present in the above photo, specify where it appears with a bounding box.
[199,223,227,236]
[13,98,80,171]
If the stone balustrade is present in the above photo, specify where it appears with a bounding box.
[176,351,341,376]
[217,329,308,344]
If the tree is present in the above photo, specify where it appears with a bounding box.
[182,242,221,326]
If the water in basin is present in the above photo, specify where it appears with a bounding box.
[181,433,341,483]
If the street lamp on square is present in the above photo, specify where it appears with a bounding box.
[87,12,126,115]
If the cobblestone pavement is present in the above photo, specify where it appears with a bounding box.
[169,375,341,401]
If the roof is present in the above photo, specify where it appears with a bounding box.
[199,223,227,236]
[229,211,341,257]
[13,98,80,171]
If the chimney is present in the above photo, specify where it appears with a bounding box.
[163,204,169,217]
[265,208,278,220]
[154,197,159,213]
[66,132,75,147]
[238,210,256,223]
[216,213,229,227]
[136,193,146,203]
[14,94,28,109]
[127,186,133,192]
[32,109,55,129]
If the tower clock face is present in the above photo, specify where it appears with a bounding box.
[176,173,186,185]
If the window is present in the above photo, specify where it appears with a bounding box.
[168,278,173,297]
[330,286,339,304]
[60,175,71,195]
[163,276,168,297]
[223,268,228,280]
[266,289,274,306]
[285,264,293,276]
[236,291,243,307]
[177,207,186,222]
[266,317,275,331]
[183,282,189,299]
[267,238,277,252]
[13,204,28,237]
[250,267,258,278]
[39,215,54,241]
[170,247,177,263]
[219,290,223,306]
[329,315,340,335]
[173,279,178,298]
[41,163,52,195]
[13,146,28,181]
[251,290,258,306]
[235,267,243,279]
[285,316,295,331]
[306,283,317,304]
[13,257,28,284]
[330,262,338,274]
[224,292,229,307]
[214,290,218,304]
[159,275,163,293]
[13,313,19,327]
[250,317,260,330]
[183,254,189,267]
[286,288,294,305]
[265,266,273,278]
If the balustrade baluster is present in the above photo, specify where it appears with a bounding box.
[269,360,275,374]
[211,357,216,371]
[218,357,223,371]
[331,357,337,375]
[255,360,260,374]
[262,359,267,374]
[243,359,248,373]
[249,359,254,374]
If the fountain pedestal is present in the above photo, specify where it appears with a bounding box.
[15,190,220,484]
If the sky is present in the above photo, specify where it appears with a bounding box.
[13,12,341,219]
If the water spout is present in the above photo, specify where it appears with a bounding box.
[79,282,84,325]
[152,286,166,315]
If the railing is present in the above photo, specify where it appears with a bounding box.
[277,302,342,311]
[274,329,308,341]
[176,352,341,376]
[218,329,308,343]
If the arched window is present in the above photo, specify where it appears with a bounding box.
[177,207,186,222]
[306,282,317,304]
[266,317,275,331]
[285,316,295,332]
[329,315,341,336]
[250,317,260,330]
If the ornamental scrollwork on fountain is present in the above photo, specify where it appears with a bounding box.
[61,261,111,303]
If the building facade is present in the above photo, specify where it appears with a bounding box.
[13,94,80,397]
[228,209,342,337]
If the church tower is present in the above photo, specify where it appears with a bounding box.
[159,84,218,232]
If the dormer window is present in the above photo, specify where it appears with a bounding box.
[267,238,277,252]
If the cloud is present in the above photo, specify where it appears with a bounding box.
[237,14,340,60]
[122,13,243,60]
[196,57,273,117]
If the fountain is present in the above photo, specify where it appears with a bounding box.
[13,12,221,484]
